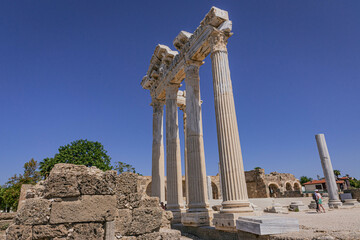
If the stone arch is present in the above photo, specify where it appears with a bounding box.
[293,182,301,191]
[285,182,293,191]
[268,183,280,198]
[211,182,219,199]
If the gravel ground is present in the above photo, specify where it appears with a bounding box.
[270,207,360,240]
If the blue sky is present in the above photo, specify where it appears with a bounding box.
[1,0,359,184]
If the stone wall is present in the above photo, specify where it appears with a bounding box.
[344,189,360,201]
[245,169,269,198]
[6,164,180,240]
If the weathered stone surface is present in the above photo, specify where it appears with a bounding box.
[128,207,163,235]
[0,213,16,221]
[32,224,68,239]
[50,195,116,224]
[15,198,51,225]
[114,209,132,235]
[43,164,84,198]
[116,172,139,195]
[78,168,117,195]
[5,224,32,240]
[44,164,117,198]
[69,223,105,240]
[137,228,181,240]
[138,197,159,208]
[160,211,173,229]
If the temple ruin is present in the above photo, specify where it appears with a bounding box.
[141,6,252,230]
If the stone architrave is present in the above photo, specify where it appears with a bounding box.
[151,100,165,203]
[165,84,184,222]
[210,30,253,230]
[181,60,210,226]
[315,134,342,208]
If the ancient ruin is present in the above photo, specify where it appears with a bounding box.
[5,164,180,240]
[141,6,252,230]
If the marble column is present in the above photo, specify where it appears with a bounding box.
[210,30,253,231]
[181,60,210,227]
[179,105,189,205]
[315,134,342,208]
[165,84,184,222]
[151,100,165,203]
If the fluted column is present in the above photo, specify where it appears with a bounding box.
[151,100,165,203]
[165,84,184,218]
[184,60,209,212]
[210,30,252,230]
[179,105,189,205]
[315,134,342,208]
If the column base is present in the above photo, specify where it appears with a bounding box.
[170,209,185,224]
[328,199,342,208]
[181,210,212,227]
[214,211,257,232]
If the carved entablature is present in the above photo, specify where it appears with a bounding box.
[141,6,233,101]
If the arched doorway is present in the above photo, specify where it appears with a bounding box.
[293,182,301,191]
[285,182,293,191]
[268,183,280,197]
[211,182,219,199]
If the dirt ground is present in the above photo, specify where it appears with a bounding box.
[270,207,360,240]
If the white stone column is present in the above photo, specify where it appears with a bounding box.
[165,84,184,222]
[179,105,189,205]
[151,100,165,203]
[210,30,253,231]
[181,60,210,227]
[315,134,342,208]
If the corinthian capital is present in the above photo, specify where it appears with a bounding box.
[209,30,228,53]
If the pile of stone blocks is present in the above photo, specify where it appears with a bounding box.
[6,163,180,240]
[264,203,287,214]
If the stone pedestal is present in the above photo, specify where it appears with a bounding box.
[181,211,212,227]
[236,216,299,235]
[343,199,360,206]
[315,134,342,208]
[151,100,165,203]
[165,85,184,215]
[289,201,308,212]
[209,30,253,230]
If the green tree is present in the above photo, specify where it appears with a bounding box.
[254,167,262,170]
[1,158,41,212]
[39,139,112,177]
[349,178,360,188]
[113,161,141,175]
[300,176,313,185]
[333,170,341,178]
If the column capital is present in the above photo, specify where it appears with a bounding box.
[209,30,228,53]
[165,84,180,100]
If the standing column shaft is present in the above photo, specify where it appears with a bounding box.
[210,31,252,213]
[165,85,183,211]
[185,60,209,212]
[315,134,342,207]
[180,107,189,205]
[151,100,165,203]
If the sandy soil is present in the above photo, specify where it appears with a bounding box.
[270,207,360,240]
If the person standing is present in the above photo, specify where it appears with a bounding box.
[316,190,326,213]
[313,189,320,213]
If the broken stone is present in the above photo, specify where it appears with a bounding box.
[128,207,163,235]
[5,224,32,240]
[15,198,51,225]
[32,224,68,239]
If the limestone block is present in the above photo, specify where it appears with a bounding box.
[114,209,132,235]
[5,224,32,240]
[137,228,181,240]
[236,216,299,235]
[161,211,173,229]
[343,199,360,206]
[15,198,51,225]
[50,195,116,224]
[44,171,81,199]
[138,197,159,208]
[68,223,105,240]
[116,193,142,209]
[0,212,16,220]
[116,172,139,195]
[264,203,287,213]
[32,224,68,239]
[78,169,117,195]
[128,207,163,235]
[289,201,308,212]
[181,212,210,227]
